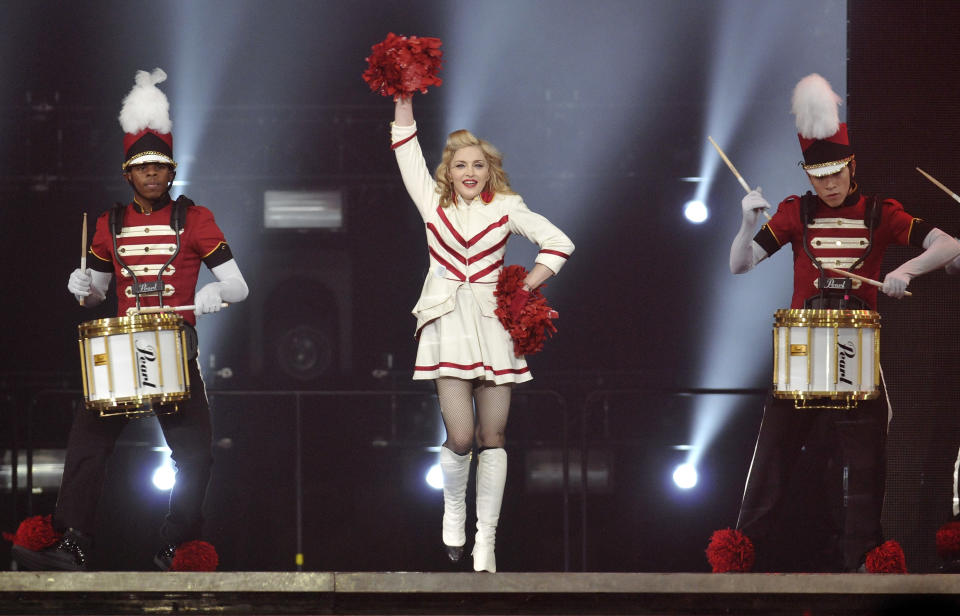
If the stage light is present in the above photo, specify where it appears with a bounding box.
[684,200,708,223]
[524,447,612,494]
[425,463,443,490]
[264,189,345,230]
[672,463,698,489]
[152,462,176,491]
[0,449,65,491]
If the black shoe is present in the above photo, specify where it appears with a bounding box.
[12,530,90,571]
[154,544,177,571]
[445,544,464,562]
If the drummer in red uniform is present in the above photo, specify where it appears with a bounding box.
[12,68,248,571]
[708,74,960,572]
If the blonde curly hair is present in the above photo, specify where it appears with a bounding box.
[434,129,515,208]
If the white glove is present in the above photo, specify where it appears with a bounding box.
[194,282,224,315]
[68,268,94,297]
[730,188,771,274]
[882,228,960,295]
[741,189,771,227]
[881,270,911,299]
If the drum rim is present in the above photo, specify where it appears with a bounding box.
[78,313,185,337]
[83,390,190,412]
[772,390,881,401]
[774,308,881,327]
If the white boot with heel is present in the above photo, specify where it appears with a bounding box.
[440,446,471,561]
[472,447,507,572]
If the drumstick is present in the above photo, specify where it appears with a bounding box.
[916,167,960,205]
[824,266,912,297]
[78,213,87,305]
[126,302,229,315]
[707,136,772,220]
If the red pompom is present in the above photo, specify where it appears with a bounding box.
[864,539,907,573]
[936,521,960,560]
[170,540,219,572]
[3,515,61,551]
[705,528,754,573]
[362,33,443,100]
[494,265,559,356]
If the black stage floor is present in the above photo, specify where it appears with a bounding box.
[1,571,959,615]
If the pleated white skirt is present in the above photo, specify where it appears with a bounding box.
[413,286,532,385]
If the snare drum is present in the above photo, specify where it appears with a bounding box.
[78,313,191,416]
[772,309,880,408]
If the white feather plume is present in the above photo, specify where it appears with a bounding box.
[118,68,172,134]
[791,73,841,139]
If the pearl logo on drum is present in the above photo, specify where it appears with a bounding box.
[837,340,856,385]
[824,277,852,291]
[135,341,159,389]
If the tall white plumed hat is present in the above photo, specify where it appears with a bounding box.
[791,73,853,177]
[119,68,176,171]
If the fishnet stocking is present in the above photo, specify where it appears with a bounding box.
[436,377,512,453]
[474,380,511,449]
[437,378,475,454]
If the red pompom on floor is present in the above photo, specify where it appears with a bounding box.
[2,515,61,551]
[864,540,907,573]
[171,540,219,572]
[705,528,754,573]
[936,521,960,560]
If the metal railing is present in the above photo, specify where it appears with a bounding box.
[6,384,766,571]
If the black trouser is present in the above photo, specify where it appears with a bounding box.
[736,390,888,571]
[53,359,212,547]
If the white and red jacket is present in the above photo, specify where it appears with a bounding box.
[392,122,574,335]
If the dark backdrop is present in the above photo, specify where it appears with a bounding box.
[848,0,960,572]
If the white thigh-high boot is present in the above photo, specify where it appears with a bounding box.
[440,446,472,561]
[472,447,507,572]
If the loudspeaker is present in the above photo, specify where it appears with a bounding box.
[248,242,353,387]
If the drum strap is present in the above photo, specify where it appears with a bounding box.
[847,196,881,271]
[110,202,143,309]
[168,195,194,233]
[153,196,195,307]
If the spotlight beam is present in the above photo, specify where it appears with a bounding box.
[687,0,847,473]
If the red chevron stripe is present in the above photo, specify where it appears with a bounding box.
[427,223,466,264]
[437,207,468,247]
[467,215,510,247]
[427,247,465,280]
[468,234,509,264]
[470,259,504,282]
[437,207,510,248]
